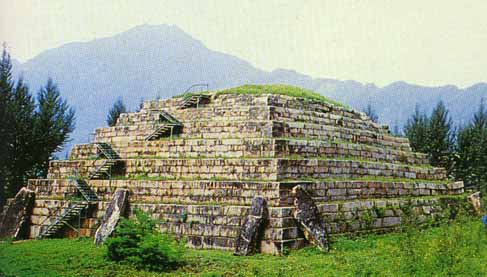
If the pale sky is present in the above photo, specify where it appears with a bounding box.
[1,0,487,87]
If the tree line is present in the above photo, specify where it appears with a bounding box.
[0,47,75,208]
[364,100,487,193]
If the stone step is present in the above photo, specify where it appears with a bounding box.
[48,157,446,181]
[93,119,409,152]
[70,137,427,166]
[38,203,89,239]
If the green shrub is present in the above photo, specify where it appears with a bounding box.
[105,210,185,272]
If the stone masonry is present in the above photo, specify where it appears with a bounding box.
[23,86,467,254]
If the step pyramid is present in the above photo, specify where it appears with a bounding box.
[26,84,466,254]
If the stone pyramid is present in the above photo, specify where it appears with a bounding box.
[26,85,465,254]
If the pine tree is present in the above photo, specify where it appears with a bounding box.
[480,100,487,192]
[363,103,379,123]
[0,45,14,207]
[33,79,75,177]
[107,98,127,127]
[472,98,487,130]
[455,126,480,187]
[404,105,429,154]
[0,48,76,205]
[428,101,454,168]
[8,78,36,196]
[454,100,487,189]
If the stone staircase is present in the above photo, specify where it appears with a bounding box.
[37,179,98,239]
[144,111,183,141]
[37,202,89,239]
[89,160,117,179]
[89,143,118,179]
[73,179,98,202]
[159,110,180,123]
[144,123,181,141]
[179,93,210,109]
[96,142,118,160]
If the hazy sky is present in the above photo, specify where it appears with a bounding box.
[1,0,486,87]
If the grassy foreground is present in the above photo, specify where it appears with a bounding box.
[1,218,486,276]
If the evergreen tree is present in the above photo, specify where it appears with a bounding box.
[453,101,487,189]
[0,47,76,205]
[107,98,127,127]
[405,102,454,170]
[0,45,14,207]
[8,78,36,195]
[472,98,487,130]
[455,126,481,187]
[404,105,429,154]
[428,101,454,168]
[33,79,75,177]
[363,103,379,123]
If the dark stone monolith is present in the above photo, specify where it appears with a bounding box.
[94,189,129,245]
[234,196,267,256]
[292,185,329,251]
[0,187,36,240]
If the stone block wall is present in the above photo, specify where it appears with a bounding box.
[28,179,283,206]
[48,158,279,180]
[274,139,428,165]
[48,157,445,182]
[276,159,446,180]
[27,193,466,255]
[272,121,411,151]
[278,181,464,204]
[70,138,427,166]
[93,93,408,153]
[70,138,277,160]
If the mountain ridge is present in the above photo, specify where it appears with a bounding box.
[11,24,487,155]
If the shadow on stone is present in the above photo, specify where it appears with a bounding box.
[234,196,268,256]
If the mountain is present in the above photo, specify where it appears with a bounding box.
[12,24,487,155]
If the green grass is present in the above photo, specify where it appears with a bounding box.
[171,91,211,99]
[1,218,486,276]
[216,84,349,109]
[173,84,349,109]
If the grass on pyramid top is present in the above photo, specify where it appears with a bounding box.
[173,84,350,109]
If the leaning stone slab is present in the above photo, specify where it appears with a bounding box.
[234,196,267,256]
[0,187,36,240]
[94,189,129,245]
[292,185,329,251]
